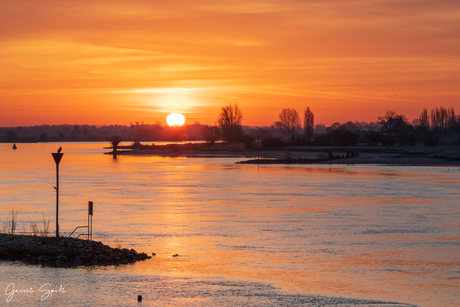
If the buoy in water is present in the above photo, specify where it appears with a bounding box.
[12,144,17,150]
[138,295,142,302]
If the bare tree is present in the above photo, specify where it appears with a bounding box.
[303,107,314,140]
[419,108,430,129]
[431,107,448,132]
[430,106,456,132]
[217,103,244,143]
[202,125,220,146]
[111,135,122,152]
[275,108,300,136]
[430,108,439,131]
[330,122,342,130]
[447,107,456,131]
[377,110,408,126]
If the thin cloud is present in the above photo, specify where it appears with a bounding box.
[1,0,460,125]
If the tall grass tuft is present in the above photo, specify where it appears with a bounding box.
[29,213,50,237]
[30,223,39,235]
[41,213,50,237]
[7,210,18,235]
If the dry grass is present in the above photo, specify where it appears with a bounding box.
[5,210,18,235]
[30,223,39,235]
[26,213,50,237]
[41,213,50,237]
[114,240,123,249]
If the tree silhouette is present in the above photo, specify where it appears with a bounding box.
[111,135,122,152]
[431,107,446,132]
[275,108,300,136]
[202,125,220,146]
[303,107,314,141]
[217,103,243,143]
[447,107,456,131]
[418,108,430,132]
[377,110,408,126]
[5,130,18,141]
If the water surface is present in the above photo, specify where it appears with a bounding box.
[0,143,459,306]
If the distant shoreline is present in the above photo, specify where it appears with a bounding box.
[108,145,460,166]
[236,155,460,166]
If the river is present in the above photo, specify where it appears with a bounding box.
[0,142,459,306]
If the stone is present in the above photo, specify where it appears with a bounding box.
[0,234,151,267]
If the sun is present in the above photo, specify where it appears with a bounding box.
[166,113,185,127]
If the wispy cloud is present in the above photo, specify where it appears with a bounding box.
[1,0,460,125]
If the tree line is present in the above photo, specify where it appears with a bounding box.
[415,107,457,133]
[2,105,459,147]
[1,123,206,143]
[201,103,316,146]
[203,104,460,147]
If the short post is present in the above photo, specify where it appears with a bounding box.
[88,201,93,241]
[52,150,64,238]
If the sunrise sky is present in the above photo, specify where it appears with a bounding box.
[1,0,459,127]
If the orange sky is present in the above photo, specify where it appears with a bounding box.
[1,0,460,127]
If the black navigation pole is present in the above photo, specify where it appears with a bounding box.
[52,147,63,238]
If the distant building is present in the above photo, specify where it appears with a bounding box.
[381,117,415,146]
[382,117,410,135]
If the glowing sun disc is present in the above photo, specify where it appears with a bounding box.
[167,113,185,127]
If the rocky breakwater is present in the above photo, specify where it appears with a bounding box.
[0,233,151,267]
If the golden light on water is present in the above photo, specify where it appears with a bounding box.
[167,113,186,127]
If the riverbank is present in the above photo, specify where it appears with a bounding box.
[109,144,460,166]
[237,155,460,165]
[0,234,152,267]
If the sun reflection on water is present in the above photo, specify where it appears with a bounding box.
[0,143,459,306]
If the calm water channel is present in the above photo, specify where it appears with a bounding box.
[0,142,459,306]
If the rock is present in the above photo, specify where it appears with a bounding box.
[73,257,81,266]
[56,255,68,262]
[0,234,151,267]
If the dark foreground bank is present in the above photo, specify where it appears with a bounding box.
[0,233,151,267]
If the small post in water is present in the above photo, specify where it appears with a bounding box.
[88,201,93,240]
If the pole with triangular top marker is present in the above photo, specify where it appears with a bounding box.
[52,149,63,238]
